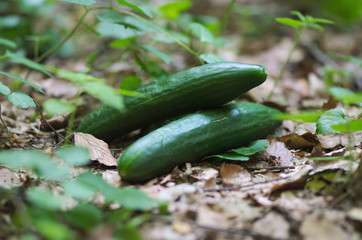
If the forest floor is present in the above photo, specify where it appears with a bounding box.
[1,1,362,239]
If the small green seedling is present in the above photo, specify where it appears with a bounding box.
[267,11,333,100]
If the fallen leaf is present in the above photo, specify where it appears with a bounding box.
[158,183,196,201]
[0,167,21,189]
[270,165,313,194]
[74,132,117,166]
[39,115,68,131]
[171,221,192,235]
[220,164,251,185]
[317,131,362,149]
[322,96,339,110]
[196,205,229,228]
[252,211,290,239]
[190,168,218,181]
[40,78,78,98]
[278,132,319,150]
[300,214,350,240]
[347,208,362,222]
[266,136,293,166]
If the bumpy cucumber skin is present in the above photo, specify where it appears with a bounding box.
[118,102,281,183]
[76,62,268,141]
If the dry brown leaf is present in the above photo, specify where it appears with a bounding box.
[278,132,319,150]
[171,221,192,235]
[266,136,293,166]
[196,205,229,228]
[300,214,350,240]
[0,167,21,189]
[190,168,218,181]
[74,132,117,166]
[270,165,313,194]
[322,96,339,110]
[252,212,290,239]
[40,78,78,98]
[220,164,251,185]
[158,183,196,201]
[317,132,362,149]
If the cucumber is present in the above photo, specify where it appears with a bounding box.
[118,102,281,183]
[77,62,267,141]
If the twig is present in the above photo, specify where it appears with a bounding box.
[203,176,290,192]
[35,101,65,141]
[245,166,295,171]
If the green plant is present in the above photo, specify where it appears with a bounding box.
[267,11,333,100]
[118,102,282,182]
[0,147,165,239]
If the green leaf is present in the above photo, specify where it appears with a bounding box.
[329,87,362,105]
[0,38,17,49]
[190,22,214,43]
[42,99,76,116]
[0,71,45,94]
[291,11,305,21]
[348,56,362,67]
[114,187,165,210]
[207,152,249,161]
[87,51,99,66]
[83,82,124,110]
[120,76,141,90]
[141,45,172,63]
[200,54,225,63]
[332,119,362,132]
[316,109,349,135]
[61,0,96,5]
[76,173,118,202]
[6,50,51,77]
[117,0,153,18]
[0,150,69,180]
[123,16,159,32]
[56,146,90,166]
[307,22,324,31]
[117,89,151,99]
[64,204,103,231]
[7,92,36,108]
[97,22,142,39]
[159,0,192,20]
[62,179,96,201]
[110,38,134,48]
[27,188,66,211]
[277,111,323,122]
[0,82,11,95]
[33,219,72,240]
[232,139,269,156]
[52,68,103,83]
[275,18,304,29]
[310,17,334,24]
[134,54,148,72]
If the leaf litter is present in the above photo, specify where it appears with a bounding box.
[0,2,361,239]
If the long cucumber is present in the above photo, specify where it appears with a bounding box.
[76,62,267,141]
[118,102,281,182]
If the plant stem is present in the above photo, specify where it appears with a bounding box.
[0,104,12,145]
[64,91,81,146]
[267,25,306,100]
[219,0,236,36]
[36,7,91,63]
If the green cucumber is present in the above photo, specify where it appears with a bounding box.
[118,102,281,183]
[77,62,267,141]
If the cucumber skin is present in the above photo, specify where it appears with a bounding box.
[118,102,282,183]
[76,62,267,141]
